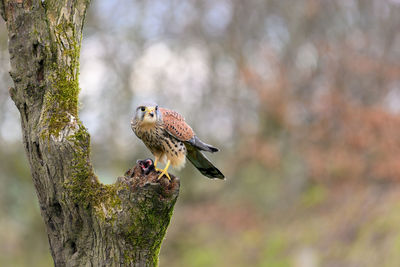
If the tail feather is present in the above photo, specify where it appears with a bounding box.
[186,145,225,179]
[189,136,219,153]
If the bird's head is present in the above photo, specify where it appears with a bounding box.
[135,105,161,125]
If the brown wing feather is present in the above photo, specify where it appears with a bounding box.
[159,107,194,141]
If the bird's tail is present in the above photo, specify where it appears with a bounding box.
[190,136,219,153]
[186,145,225,179]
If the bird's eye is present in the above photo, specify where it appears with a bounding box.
[140,107,146,112]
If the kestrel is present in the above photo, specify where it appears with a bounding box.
[131,105,225,180]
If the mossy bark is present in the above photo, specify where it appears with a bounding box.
[0,1,179,266]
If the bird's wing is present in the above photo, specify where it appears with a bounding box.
[159,107,194,141]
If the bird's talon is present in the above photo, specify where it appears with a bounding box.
[157,170,171,181]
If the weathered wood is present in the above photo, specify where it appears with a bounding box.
[1,1,179,266]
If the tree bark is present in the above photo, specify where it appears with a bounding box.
[0,1,179,266]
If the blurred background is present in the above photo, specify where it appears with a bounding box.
[1,0,400,266]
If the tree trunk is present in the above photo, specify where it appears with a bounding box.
[0,1,179,266]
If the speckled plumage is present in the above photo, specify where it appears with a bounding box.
[131,105,225,179]
[159,107,194,141]
[132,122,187,169]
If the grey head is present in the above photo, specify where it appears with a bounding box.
[133,104,163,124]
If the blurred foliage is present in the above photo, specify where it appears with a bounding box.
[1,0,400,266]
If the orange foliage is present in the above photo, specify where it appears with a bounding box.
[304,93,400,183]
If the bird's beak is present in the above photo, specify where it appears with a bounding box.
[146,107,155,117]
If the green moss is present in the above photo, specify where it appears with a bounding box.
[121,195,176,266]
[64,123,95,203]
[42,23,81,138]
[64,123,122,221]
[43,72,79,137]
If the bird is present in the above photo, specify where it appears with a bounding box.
[136,158,155,175]
[131,105,225,180]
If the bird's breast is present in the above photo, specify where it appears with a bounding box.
[132,122,187,168]
[134,124,163,147]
